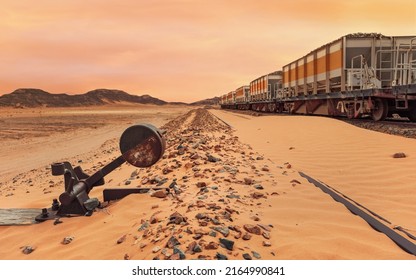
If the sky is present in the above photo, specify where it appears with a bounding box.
[0,0,415,102]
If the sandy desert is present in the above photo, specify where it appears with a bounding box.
[0,105,415,260]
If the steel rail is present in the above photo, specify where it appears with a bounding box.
[299,171,416,256]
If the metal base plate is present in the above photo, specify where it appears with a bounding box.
[0,208,41,225]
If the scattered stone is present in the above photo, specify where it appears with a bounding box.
[125,180,131,185]
[262,231,271,239]
[242,253,252,260]
[242,232,252,240]
[196,182,207,188]
[254,184,264,190]
[150,190,168,198]
[117,235,127,244]
[219,238,234,250]
[173,247,186,259]
[62,236,74,245]
[263,241,272,247]
[124,253,130,260]
[252,251,261,259]
[205,242,219,250]
[138,221,149,231]
[195,213,207,220]
[152,246,161,253]
[256,156,264,160]
[212,226,230,237]
[393,152,406,158]
[21,246,35,254]
[167,212,187,225]
[244,178,254,185]
[166,236,181,249]
[250,215,260,221]
[290,179,301,185]
[244,224,262,235]
[251,192,265,199]
[207,155,221,163]
[215,252,228,260]
[261,166,270,172]
[258,224,273,232]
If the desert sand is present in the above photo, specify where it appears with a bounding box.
[0,106,415,260]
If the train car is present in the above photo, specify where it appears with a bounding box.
[249,71,282,112]
[220,33,416,121]
[226,90,235,106]
[280,33,416,120]
[235,86,250,109]
[219,94,227,106]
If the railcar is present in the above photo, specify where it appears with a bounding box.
[220,33,416,121]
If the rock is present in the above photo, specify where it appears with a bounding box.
[242,253,252,260]
[173,247,186,259]
[151,190,168,198]
[263,241,271,247]
[254,184,264,190]
[196,182,207,188]
[152,246,161,253]
[244,178,254,185]
[116,235,126,244]
[252,251,261,259]
[256,156,264,160]
[226,193,240,199]
[215,252,228,260]
[207,155,221,163]
[195,213,207,220]
[205,242,219,250]
[290,179,301,184]
[167,212,187,225]
[393,152,406,158]
[212,226,230,237]
[124,253,130,260]
[149,213,159,224]
[251,192,265,199]
[261,166,270,172]
[262,231,271,239]
[138,221,149,231]
[21,246,35,254]
[219,238,234,250]
[258,224,273,232]
[61,236,75,245]
[242,232,252,240]
[125,180,131,185]
[187,241,202,253]
[250,215,260,221]
[244,224,262,235]
[166,236,181,249]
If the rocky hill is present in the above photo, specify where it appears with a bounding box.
[0,88,168,107]
[190,96,220,106]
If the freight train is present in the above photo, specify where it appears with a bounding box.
[219,33,416,121]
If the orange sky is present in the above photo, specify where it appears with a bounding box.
[0,0,415,102]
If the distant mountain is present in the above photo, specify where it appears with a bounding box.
[190,96,220,106]
[0,88,168,107]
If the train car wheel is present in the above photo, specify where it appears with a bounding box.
[371,98,388,121]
